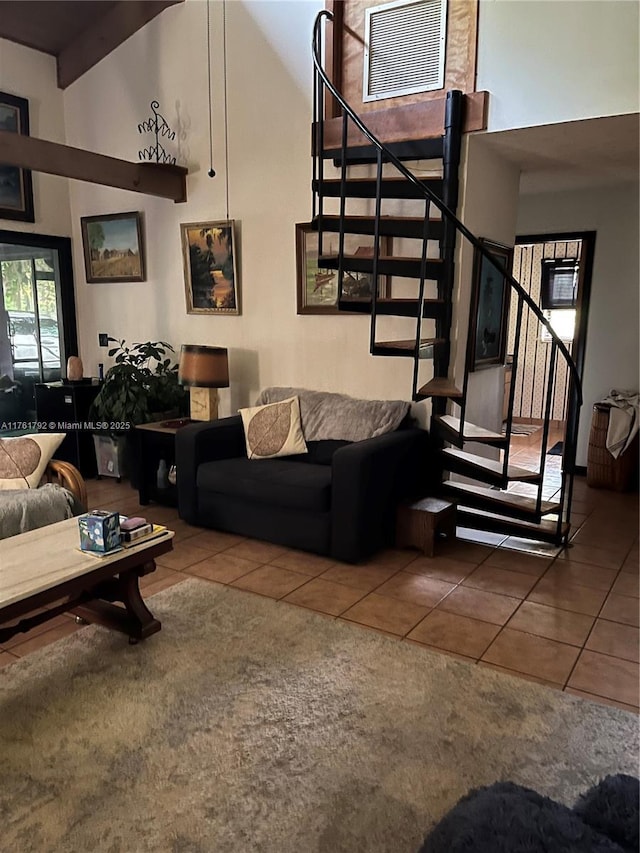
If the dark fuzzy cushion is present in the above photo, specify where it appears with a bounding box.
[419,780,632,853]
[573,775,639,853]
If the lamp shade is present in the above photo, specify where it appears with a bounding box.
[179,344,229,388]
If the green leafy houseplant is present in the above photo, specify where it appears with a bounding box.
[89,338,187,430]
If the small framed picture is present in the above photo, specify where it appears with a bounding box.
[0,92,34,222]
[295,222,391,314]
[81,212,145,283]
[468,238,513,370]
[181,220,240,314]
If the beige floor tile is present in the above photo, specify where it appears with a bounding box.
[483,549,552,577]
[621,550,639,574]
[186,553,263,584]
[341,593,430,636]
[457,527,507,547]
[481,629,580,685]
[571,524,636,552]
[542,561,618,592]
[10,620,82,657]
[403,555,477,583]
[2,613,72,650]
[437,586,520,626]
[462,565,538,599]
[612,572,639,598]
[556,542,627,571]
[585,619,639,663]
[568,650,640,708]
[283,578,365,616]
[231,565,309,599]
[269,551,337,577]
[319,563,399,592]
[141,573,185,598]
[375,572,455,608]
[434,539,496,564]
[500,536,562,559]
[155,542,214,571]
[405,641,476,664]
[599,593,640,627]
[0,651,19,668]
[169,520,204,543]
[224,540,289,563]
[361,549,418,570]
[139,564,180,588]
[407,610,500,659]
[527,577,608,617]
[564,687,639,714]
[185,529,245,553]
[507,601,594,647]
[478,661,560,690]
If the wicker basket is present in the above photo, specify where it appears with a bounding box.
[587,404,639,491]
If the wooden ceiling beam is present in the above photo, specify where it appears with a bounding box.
[0,130,187,203]
[56,0,184,89]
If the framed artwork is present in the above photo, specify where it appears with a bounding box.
[469,238,513,370]
[181,220,239,315]
[81,212,145,283]
[0,92,34,222]
[296,222,391,315]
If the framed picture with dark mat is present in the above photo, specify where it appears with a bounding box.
[468,238,512,370]
[0,92,35,222]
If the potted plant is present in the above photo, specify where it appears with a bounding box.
[89,337,187,480]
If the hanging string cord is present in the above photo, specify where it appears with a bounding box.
[222,0,230,218]
[206,0,215,177]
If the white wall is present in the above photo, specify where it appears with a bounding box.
[0,38,72,236]
[453,134,520,444]
[477,0,640,132]
[63,0,426,417]
[517,182,640,467]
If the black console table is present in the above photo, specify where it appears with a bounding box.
[35,380,101,477]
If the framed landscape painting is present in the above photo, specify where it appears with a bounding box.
[81,212,145,283]
[296,222,390,315]
[468,238,513,370]
[181,220,239,315]
[0,92,34,222]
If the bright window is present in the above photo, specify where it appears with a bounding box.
[541,308,576,343]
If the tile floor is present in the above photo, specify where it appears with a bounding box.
[2,429,638,714]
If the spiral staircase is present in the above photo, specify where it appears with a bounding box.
[310,10,583,546]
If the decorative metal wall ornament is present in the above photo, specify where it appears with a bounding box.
[137,100,176,164]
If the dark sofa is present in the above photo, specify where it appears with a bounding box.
[176,406,429,564]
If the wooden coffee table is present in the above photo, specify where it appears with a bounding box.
[0,517,174,646]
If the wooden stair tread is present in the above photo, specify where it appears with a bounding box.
[343,297,442,305]
[442,448,541,482]
[457,507,570,543]
[417,378,462,399]
[319,215,439,225]
[444,480,560,515]
[338,254,442,264]
[438,415,505,443]
[376,338,444,350]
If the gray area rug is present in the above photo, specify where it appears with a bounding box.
[1,578,637,853]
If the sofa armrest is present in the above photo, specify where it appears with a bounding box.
[176,415,245,522]
[331,427,430,563]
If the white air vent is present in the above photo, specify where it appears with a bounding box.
[363,0,447,102]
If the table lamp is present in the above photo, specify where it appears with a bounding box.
[178,344,229,420]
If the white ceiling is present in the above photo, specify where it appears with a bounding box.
[476,112,639,194]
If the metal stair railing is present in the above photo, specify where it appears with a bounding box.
[312,10,583,540]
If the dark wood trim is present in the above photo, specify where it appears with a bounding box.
[321,92,488,149]
[56,0,184,89]
[0,129,187,202]
[0,228,78,368]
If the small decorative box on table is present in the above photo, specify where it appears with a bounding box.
[396,497,457,558]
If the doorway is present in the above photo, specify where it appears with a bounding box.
[0,230,78,426]
[507,231,595,467]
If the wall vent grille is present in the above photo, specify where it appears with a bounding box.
[363,0,447,102]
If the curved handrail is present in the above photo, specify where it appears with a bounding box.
[312,10,583,406]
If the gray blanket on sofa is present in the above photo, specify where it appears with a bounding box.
[256,387,410,442]
[0,483,78,540]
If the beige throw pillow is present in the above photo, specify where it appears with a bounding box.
[0,433,65,490]
[239,397,307,459]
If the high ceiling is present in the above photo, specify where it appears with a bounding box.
[0,0,183,88]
